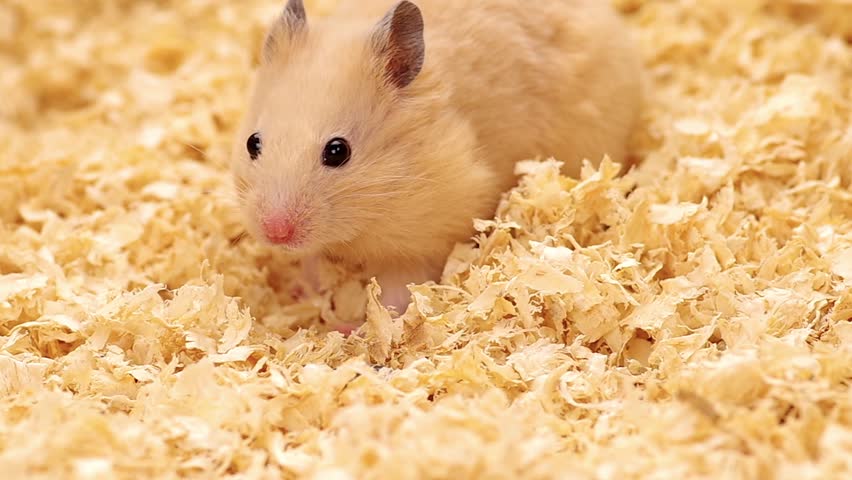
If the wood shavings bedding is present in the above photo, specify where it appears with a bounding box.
[1,0,851,478]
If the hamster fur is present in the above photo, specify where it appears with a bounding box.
[231,0,641,328]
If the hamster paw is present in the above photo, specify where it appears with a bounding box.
[375,276,414,314]
[300,253,324,294]
[289,284,306,300]
[332,323,358,336]
[375,264,442,314]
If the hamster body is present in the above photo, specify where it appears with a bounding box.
[232,0,641,324]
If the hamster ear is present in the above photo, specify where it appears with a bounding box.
[369,1,425,89]
[262,0,308,62]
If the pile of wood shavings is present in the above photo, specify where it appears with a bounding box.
[1,0,851,478]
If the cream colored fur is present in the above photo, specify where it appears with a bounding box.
[232,0,641,315]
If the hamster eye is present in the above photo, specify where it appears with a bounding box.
[322,138,351,168]
[246,133,262,160]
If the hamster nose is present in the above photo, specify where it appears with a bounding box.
[261,213,299,245]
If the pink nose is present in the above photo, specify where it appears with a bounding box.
[261,212,298,245]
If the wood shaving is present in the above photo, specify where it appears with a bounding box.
[1,0,851,478]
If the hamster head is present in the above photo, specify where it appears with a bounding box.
[231,0,435,258]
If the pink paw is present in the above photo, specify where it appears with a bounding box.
[289,284,306,300]
[333,323,358,336]
[379,281,412,314]
[374,265,442,315]
[301,254,323,294]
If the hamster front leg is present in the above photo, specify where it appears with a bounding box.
[300,253,323,293]
[289,253,324,301]
[377,277,412,313]
[374,264,443,314]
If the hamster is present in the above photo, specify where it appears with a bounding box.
[231,0,641,328]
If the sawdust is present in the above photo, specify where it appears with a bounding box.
[1,0,851,478]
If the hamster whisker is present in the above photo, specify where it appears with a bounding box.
[336,192,403,199]
[230,231,248,246]
[332,181,419,196]
[363,174,440,185]
[182,142,207,157]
